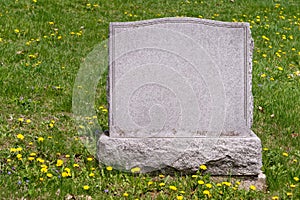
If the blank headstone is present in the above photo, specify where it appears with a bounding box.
[97,17,262,176]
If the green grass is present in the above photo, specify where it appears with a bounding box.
[0,0,299,199]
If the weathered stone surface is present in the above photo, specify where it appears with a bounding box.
[97,17,262,176]
[98,131,262,175]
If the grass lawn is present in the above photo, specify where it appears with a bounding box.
[0,0,299,199]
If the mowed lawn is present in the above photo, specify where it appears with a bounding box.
[0,0,299,199]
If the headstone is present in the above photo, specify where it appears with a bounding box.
[97,17,262,176]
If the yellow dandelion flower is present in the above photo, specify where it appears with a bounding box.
[64,168,71,173]
[277,67,283,71]
[222,181,231,186]
[216,183,222,187]
[83,185,90,190]
[106,166,113,171]
[14,29,20,33]
[26,119,31,124]
[262,35,269,41]
[205,183,212,188]
[286,192,292,196]
[89,173,95,177]
[282,152,288,157]
[65,155,70,158]
[86,157,93,161]
[17,154,22,159]
[17,134,24,140]
[293,177,299,181]
[176,196,183,200]
[159,174,165,178]
[203,190,210,195]
[131,167,141,173]
[199,164,207,170]
[249,185,256,190]
[62,172,69,177]
[73,163,79,167]
[46,173,53,178]
[30,152,36,157]
[36,158,45,163]
[40,177,44,181]
[290,184,296,188]
[261,73,267,78]
[148,181,153,185]
[56,159,63,167]
[159,182,165,186]
[28,157,34,161]
[16,147,22,151]
[192,175,198,178]
[169,185,177,191]
[198,180,204,185]
[123,192,129,197]
[38,137,44,142]
[41,167,48,173]
[18,118,24,122]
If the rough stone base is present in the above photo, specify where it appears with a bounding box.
[97,131,262,175]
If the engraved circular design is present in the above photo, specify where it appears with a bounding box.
[129,83,181,132]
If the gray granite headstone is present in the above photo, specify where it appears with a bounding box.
[97,17,262,176]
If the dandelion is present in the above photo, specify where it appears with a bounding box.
[169,185,177,191]
[199,164,207,170]
[222,181,231,186]
[293,177,299,181]
[286,192,292,196]
[159,174,165,178]
[106,166,113,171]
[123,192,129,197]
[7,159,11,162]
[131,167,141,173]
[89,173,95,177]
[30,152,36,157]
[17,134,24,140]
[277,67,283,71]
[262,35,269,41]
[73,163,79,167]
[198,180,204,185]
[41,167,48,173]
[83,185,90,190]
[176,196,183,200]
[38,137,44,142]
[203,190,211,196]
[46,173,53,178]
[192,175,198,178]
[205,183,212,188]
[18,118,24,122]
[272,196,279,200]
[290,184,296,188]
[249,185,256,190]
[65,155,70,158]
[159,183,165,186]
[282,152,288,157]
[14,29,20,33]
[62,172,69,177]
[17,154,22,159]
[28,157,34,161]
[56,159,63,167]
[148,181,153,185]
[57,36,62,40]
[36,158,45,163]
[261,73,266,78]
